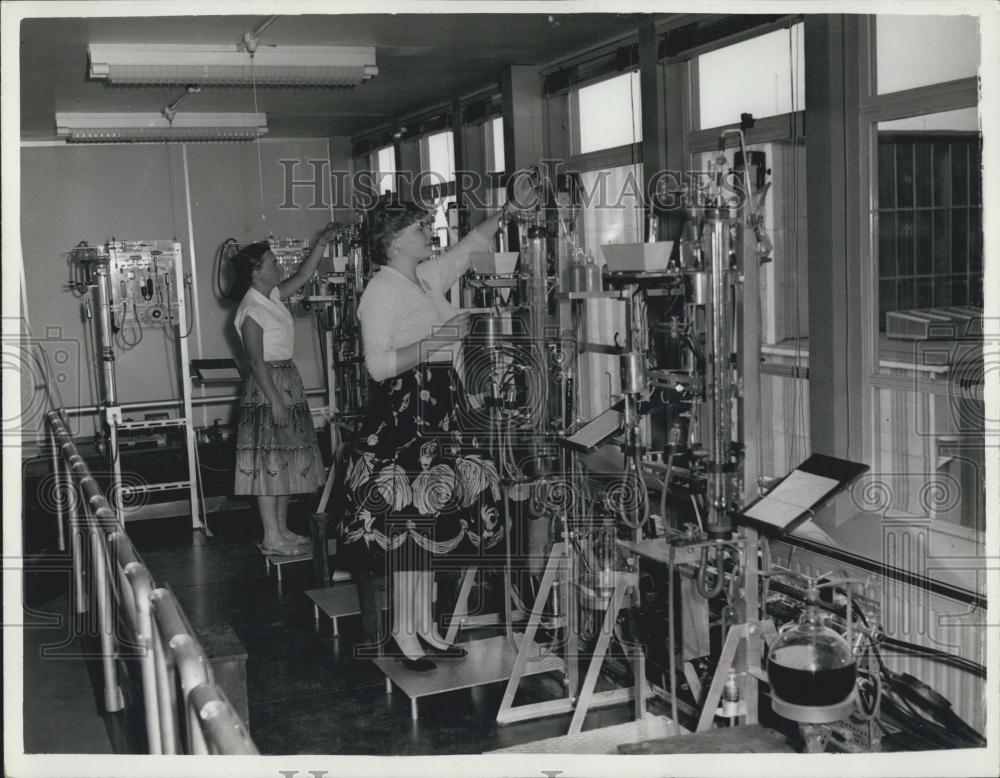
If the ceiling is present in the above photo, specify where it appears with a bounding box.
[19,12,664,141]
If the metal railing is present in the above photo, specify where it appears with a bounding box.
[45,409,258,755]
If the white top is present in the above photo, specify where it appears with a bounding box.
[358,230,492,381]
[234,286,295,361]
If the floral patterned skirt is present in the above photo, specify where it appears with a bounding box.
[337,364,505,572]
[234,360,325,496]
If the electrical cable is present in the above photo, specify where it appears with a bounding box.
[118,298,143,349]
[658,448,675,532]
[696,544,726,599]
[880,637,986,679]
[851,597,984,747]
[851,597,986,677]
[215,238,239,302]
[163,269,196,339]
[251,57,267,225]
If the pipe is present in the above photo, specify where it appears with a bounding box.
[111,530,161,753]
[49,425,66,552]
[93,262,118,406]
[56,386,329,419]
[703,207,732,537]
[90,508,124,711]
[668,543,680,735]
[151,618,178,754]
[189,684,259,755]
[150,588,213,698]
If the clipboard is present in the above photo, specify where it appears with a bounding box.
[560,399,626,454]
[736,453,869,537]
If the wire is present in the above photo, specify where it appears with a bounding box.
[880,637,986,679]
[658,449,675,531]
[163,266,195,340]
[696,544,726,599]
[215,238,238,302]
[251,58,266,224]
[851,597,984,747]
[118,299,143,349]
[786,21,807,472]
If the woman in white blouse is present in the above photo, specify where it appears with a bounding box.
[231,224,338,556]
[337,198,515,671]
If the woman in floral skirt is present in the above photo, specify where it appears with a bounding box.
[337,197,515,670]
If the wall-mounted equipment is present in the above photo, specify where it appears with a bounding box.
[87,43,378,87]
[66,240,205,531]
[55,112,268,143]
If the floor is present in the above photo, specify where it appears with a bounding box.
[22,502,656,755]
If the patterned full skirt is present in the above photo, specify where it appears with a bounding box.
[336,364,505,572]
[234,360,326,496]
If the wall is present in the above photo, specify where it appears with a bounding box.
[20,137,353,439]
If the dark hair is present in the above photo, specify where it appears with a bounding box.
[366,198,429,266]
[228,241,271,300]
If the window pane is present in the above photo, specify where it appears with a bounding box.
[432,194,456,248]
[577,72,642,154]
[371,145,395,195]
[693,139,808,346]
[577,164,643,416]
[697,23,805,130]
[489,116,505,173]
[874,112,982,346]
[424,130,455,183]
[876,15,980,95]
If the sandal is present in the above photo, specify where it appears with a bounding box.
[261,540,305,557]
[281,531,311,547]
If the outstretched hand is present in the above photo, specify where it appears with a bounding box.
[316,221,340,247]
[504,166,541,217]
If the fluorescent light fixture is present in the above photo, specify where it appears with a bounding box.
[55,112,268,143]
[88,43,379,87]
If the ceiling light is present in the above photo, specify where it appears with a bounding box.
[55,112,269,143]
[88,43,379,87]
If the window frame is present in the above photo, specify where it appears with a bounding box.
[369,144,397,196]
[416,129,457,205]
[682,18,809,356]
[856,16,981,397]
[848,14,985,565]
[567,70,644,163]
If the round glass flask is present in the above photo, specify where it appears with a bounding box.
[767,585,857,722]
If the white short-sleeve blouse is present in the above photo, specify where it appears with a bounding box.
[234,287,295,361]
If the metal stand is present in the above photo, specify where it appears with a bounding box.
[693,527,775,732]
[96,241,204,532]
[496,542,649,734]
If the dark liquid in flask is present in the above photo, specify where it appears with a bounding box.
[768,647,857,707]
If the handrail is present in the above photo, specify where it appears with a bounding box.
[150,588,213,696]
[189,684,259,755]
[46,408,258,756]
[151,587,214,755]
[109,529,161,754]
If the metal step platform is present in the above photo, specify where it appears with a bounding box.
[305,580,370,636]
[487,714,682,754]
[256,539,339,583]
[376,634,564,721]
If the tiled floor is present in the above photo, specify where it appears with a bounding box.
[23,503,653,755]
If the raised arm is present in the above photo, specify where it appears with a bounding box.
[418,208,504,293]
[277,221,340,299]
